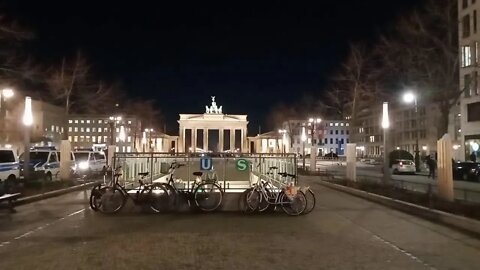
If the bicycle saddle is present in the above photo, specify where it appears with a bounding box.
[138,172,149,177]
[193,172,203,176]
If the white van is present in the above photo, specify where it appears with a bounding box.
[0,149,20,187]
[73,151,107,176]
[21,149,60,181]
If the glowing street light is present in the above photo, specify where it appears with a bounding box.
[402,91,420,172]
[1,88,14,98]
[119,126,126,142]
[381,102,390,184]
[23,96,33,180]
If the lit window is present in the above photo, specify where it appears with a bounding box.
[329,123,333,126]
[307,138,311,144]
[69,127,72,132]
[75,120,78,124]
[346,123,350,127]
[86,128,90,132]
[80,136,85,142]
[128,121,132,124]
[116,137,119,143]
[51,125,55,132]
[462,45,473,67]
[69,120,73,124]
[98,136,102,143]
[86,136,90,142]
[99,120,103,124]
[68,136,72,141]
[74,127,78,132]
[74,136,78,142]
[86,120,90,124]
[61,127,64,133]
[103,136,108,142]
[369,136,375,143]
[56,126,59,132]
[340,123,344,126]
[127,146,131,152]
[104,128,108,132]
[81,120,84,124]
[80,127,84,132]
[335,123,339,126]
[92,136,96,142]
[127,136,132,142]
[116,128,120,132]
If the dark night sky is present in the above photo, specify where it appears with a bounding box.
[2,0,421,134]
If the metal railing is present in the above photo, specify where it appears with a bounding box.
[314,169,480,203]
[112,152,297,191]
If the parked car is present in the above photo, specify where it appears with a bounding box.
[73,151,107,176]
[0,149,20,193]
[452,161,480,182]
[391,159,416,174]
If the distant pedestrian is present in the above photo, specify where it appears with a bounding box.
[427,155,436,179]
[470,152,477,162]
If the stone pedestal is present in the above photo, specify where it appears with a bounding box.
[346,143,357,181]
[59,140,72,181]
[310,146,317,171]
[437,134,454,201]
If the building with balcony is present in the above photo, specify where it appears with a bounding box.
[459,0,480,161]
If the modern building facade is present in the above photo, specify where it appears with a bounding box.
[67,115,173,153]
[459,0,480,161]
[351,101,462,159]
[282,119,350,156]
[1,97,65,155]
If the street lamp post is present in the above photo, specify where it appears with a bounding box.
[382,102,390,185]
[403,91,420,172]
[301,126,307,169]
[23,96,33,181]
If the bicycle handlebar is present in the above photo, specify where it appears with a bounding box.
[278,172,296,178]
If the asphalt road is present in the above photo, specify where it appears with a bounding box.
[1,177,480,269]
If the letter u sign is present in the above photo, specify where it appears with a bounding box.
[200,157,213,170]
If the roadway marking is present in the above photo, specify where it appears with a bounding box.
[331,210,437,270]
[0,208,85,248]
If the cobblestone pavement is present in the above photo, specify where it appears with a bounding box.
[0,176,479,269]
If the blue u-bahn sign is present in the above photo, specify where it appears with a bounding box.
[200,157,213,170]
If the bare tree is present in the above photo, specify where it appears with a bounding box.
[326,43,386,143]
[377,0,458,138]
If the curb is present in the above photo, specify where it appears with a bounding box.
[318,180,480,238]
[15,182,97,206]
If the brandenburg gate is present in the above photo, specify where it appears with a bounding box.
[178,97,249,152]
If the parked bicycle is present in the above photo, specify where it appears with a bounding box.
[90,166,169,214]
[277,172,315,215]
[157,162,224,212]
[245,167,307,216]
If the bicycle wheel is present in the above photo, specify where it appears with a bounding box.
[89,184,105,211]
[243,188,260,213]
[280,191,307,216]
[258,188,275,213]
[145,183,170,213]
[99,186,127,214]
[302,188,316,215]
[194,182,223,212]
